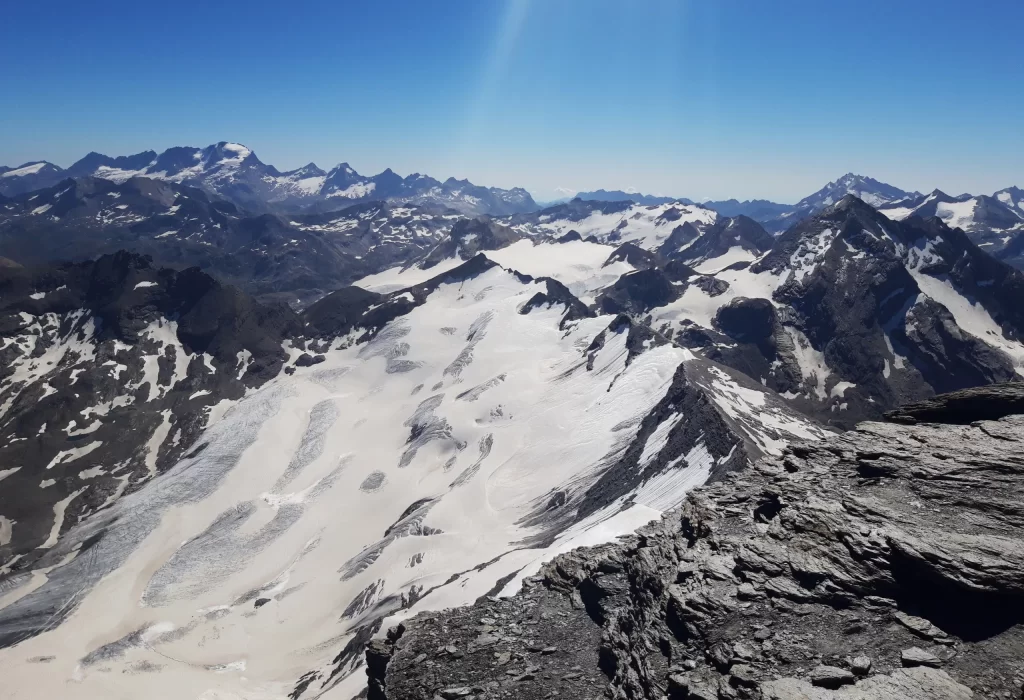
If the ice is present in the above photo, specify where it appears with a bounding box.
[692,246,757,274]
[785,327,831,400]
[44,441,103,470]
[517,202,717,251]
[638,413,684,468]
[1,162,48,178]
[650,265,784,331]
[485,239,634,303]
[327,182,377,199]
[353,257,466,293]
[134,281,158,289]
[830,381,856,398]
[95,165,150,182]
[0,516,12,546]
[0,266,695,697]
[935,199,978,230]
[878,204,917,221]
[39,488,87,549]
[910,270,1024,371]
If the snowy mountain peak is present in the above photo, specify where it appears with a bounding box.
[809,173,917,208]
[0,161,59,178]
[203,141,257,168]
[762,173,919,233]
[284,162,327,178]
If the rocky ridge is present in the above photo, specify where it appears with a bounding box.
[372,383,1024,700]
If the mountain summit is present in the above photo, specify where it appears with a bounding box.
[763,173,920,232]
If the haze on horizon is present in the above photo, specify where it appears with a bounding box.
[2,0,1021,203]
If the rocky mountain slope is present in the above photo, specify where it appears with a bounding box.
[574,190,696,206]
[586,196,1024,428]
[0,176,461,304]
[879,190,1024,267]
[374,382,1024,700]
[0,251,299,575]
[0,143,538,216]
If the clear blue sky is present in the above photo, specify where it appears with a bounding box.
[1,0,1021,202]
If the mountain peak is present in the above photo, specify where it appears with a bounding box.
[830,193,873,212]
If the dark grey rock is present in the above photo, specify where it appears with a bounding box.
[810,665,855,688]
[902,647,942,669]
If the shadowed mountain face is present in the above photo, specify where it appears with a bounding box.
[0,142,538,216]
[0,177,464,305]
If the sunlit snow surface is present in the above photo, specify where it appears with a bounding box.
[513,202,717,249]
[0,263,822,699]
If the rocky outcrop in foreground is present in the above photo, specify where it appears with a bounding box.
[372,385,1024,699]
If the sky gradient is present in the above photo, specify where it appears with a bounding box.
[2,0,1021,202]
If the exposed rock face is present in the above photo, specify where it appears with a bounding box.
[665,215,774,268]
[597,269,683,315]
[376,384,1024,699]
[878,189,1024,268]
[420,218,523,269]
[884,382,1024,424]
[721,195,1024,426]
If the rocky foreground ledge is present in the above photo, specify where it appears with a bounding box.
[368,384,1024,699]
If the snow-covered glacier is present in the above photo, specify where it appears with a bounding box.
[0,254,824,700]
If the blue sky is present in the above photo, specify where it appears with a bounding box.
[1,0,1021,202]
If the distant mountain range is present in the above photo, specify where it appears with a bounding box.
[572,188,792,221]
[576,173,920,227]
[575,174,1024,250]
[3,150,1022,281]
[0,142,537,216]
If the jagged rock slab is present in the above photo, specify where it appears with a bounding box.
[884,381,1024,424]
